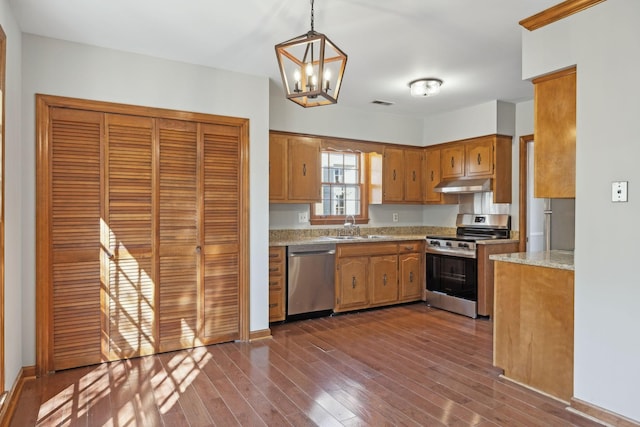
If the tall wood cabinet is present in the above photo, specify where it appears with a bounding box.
[37,96,249,373]
[533,67,576,198]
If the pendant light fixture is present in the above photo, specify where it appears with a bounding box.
[275,0,348,107]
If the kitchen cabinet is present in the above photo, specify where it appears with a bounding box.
[369,255,398,306]
[38,101,247,372]
[476,241,520,317]
[335,241,423,313]
[424,147,457,205]
[268,246,286,322]
[269,133,321,203]
[493,260,574,401]
[380,147,423,203]
[533,67,576,198]
[335,256,369,311]
[437,135,512,203]
[465,136,494,177]
[441,144,465,179]
[398,241,424,302]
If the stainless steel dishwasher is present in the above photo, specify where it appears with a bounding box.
[287,243,336,319]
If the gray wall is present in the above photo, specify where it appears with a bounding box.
[523,0,640,421]
[0,0,23,391]
[20,34,271,368]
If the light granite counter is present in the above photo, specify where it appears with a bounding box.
[476,239,520,246]
[269,234,428,247]
[490,250,574,271]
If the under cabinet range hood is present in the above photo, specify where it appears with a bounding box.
[433,178,492,194]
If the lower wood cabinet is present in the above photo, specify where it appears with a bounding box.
[334,241,424,313]
[268,246,286,322]
[476,241,520,317]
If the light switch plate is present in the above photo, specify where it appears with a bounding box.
[612,181,628,202]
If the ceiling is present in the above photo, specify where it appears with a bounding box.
[9,0,559,117]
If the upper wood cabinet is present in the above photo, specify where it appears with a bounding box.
[424,147,457,205]
[381,147,423,203]
[465,137,494,177]
[269,133,321,203]
[441,144,465,179]
[533,67,576,198]
[435,134,512,203]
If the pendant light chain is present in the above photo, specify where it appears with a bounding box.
[310,0,315,33]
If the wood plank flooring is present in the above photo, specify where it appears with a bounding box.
[10,303,604,426]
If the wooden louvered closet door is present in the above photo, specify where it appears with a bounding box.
[201,123,241,342]
[38,96,247,373]
[157,119,199,352]
[49,108,103,371]
[104,114,156,359]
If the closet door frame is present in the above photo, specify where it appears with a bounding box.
[35,94,250,375]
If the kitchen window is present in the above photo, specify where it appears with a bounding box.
[310,151,369,225]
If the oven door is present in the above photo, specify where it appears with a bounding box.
[426,253,477,301]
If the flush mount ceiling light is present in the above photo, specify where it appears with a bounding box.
[409,78,443,97]
[275,0,348,107]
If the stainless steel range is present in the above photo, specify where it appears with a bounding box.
[425,214,510,318]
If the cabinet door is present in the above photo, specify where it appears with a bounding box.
[288,137,320,201]
[157,119,199,353]
[369,255,398,306]
[465,137,494,178]
[441,145,465,179]
[269,135,287,201]
[48,108,103,371]
[424,147,443,203]
[399,253,422,301]
[404,149,423,202]
[336,257,368,311]
[201,123,242,343]
[383,147,405,202]
[534,68,576,198]
[104,114,156,360]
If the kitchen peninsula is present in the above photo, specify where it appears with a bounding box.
[491,250,574,402]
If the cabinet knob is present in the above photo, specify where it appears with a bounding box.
[383,273,388,286]
[412,170,416,181]
[477,153,481,165]
[393,169,397,181]
[303,163,307,176]
[430,170,434,182]
[451,157,454,168]
[352,276,356,288]
[196,246,201,253]
[409,272,414,283]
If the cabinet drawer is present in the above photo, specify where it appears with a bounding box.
[268,275,284,290]
[337,242,398,258]
[268,289,285,322]
[398,241,424,254]
[268,246,285,263]
[268,262,285,276]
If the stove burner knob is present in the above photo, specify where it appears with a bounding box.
[459,243,469,248]
[445,242,452,247]
[429,240,440,246]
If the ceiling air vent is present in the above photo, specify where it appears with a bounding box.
[371,100,394,106]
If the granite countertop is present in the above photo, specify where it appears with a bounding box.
[270,234,428,247]
[490,250,574,271]
[475,239,520,246]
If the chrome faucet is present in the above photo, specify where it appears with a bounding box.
[339,214,360,236]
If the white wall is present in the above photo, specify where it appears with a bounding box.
[0,0,23,391]
[511,100,535,231]
[21,34,271,366]
[523,0,640,421]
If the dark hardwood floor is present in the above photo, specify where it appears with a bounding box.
[11,304,604,426]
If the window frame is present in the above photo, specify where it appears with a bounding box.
[310,150,369,225]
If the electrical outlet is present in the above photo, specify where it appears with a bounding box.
[298,211,309,223]
[612,181,628,202]
[392,212,399,222]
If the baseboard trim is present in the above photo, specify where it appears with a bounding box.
[571,397,640,427]
[249,328,272,341]
[0,365,36,427]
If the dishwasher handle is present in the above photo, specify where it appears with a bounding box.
[289,250,336,257]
